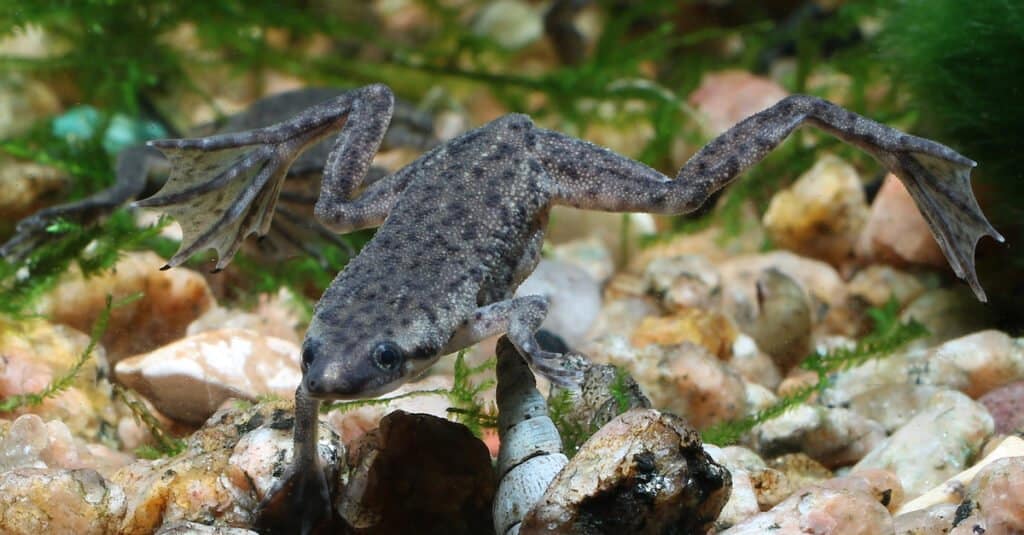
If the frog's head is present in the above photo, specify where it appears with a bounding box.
[299,313,444,400]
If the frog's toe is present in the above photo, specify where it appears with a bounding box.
[256,461,336,535]
[527,349,585,388]
[888,142,1003,301]
[134,139,289,269]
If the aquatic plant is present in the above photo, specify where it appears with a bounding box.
[702,298,927,446]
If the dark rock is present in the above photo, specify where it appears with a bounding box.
[340,410,496,534]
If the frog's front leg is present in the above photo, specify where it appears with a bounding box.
[533,95,1002,300]
[256,385,335,535]
[444,296,583,386]
[135,84,403,269]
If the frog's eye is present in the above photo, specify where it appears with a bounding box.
[301,345,316,373]
[372,341,405,372]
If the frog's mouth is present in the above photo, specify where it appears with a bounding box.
[303,357,410,400]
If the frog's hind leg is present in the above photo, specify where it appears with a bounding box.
[134,84,396,270]
[1,145,164,262]
[535,95,1002,301]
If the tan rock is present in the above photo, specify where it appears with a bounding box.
[0,319,123,441]
[34,251,215,362]
[0,157,67,225]
[630,309,738,359]
[720,471,896,535]
[763,155,869,266]
[0,467,126,535]
[115,329,302,425]
[857,174,945,266]
[589,337,747,429]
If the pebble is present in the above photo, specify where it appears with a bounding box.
[856,174,945,267]
[823,330,1024,407]
[727,334,782,390]
[846,265,927,309]
[947,456,1024,534]
[739,268,813,372]
[896,435,1024,516]
[0,414,132,473]
[978,381,1024,433]
[0,157,67,225]
[33,251,215,362]
[688,71,789,136]
[586,297,660,340]
[642,254,721,311]
[750,404,886,468]
[846,384,945,433]
[0,401,344,533]
[187,288,305,344]
[515,258,601,346]
[629,308,738,359]
[547,236,615,285]
[900,287,994,349]
[852,389,993,499]
[471,0,542,50]
[340,410,495,534]
[114,329,303,425]
[718,250,846,329]
[0,319,123,442]
[587,336,747,429]
[711,445,793,509]
[0,73,61,139]
[522,409,731,534]
[719,470,899,535]
[762,155,869,266]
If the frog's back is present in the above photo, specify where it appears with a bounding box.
[318,115,552,333]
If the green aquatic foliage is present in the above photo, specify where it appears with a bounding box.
[0,210,172,319]
[548,365,635,458]
[878,0,1024,217]
[702,298,927,446]
[114,383,186,459]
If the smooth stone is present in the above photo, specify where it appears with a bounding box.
[515,258,601,347]
[856,174,945,267]
[750,404,886,468]
[852,389,994,499]
[763,155,869,266]
[33,251,215,362]
[948,456,1024,534]
[115,329,302,425]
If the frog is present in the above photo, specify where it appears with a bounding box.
[0,87,437,266]
[134,83,1001,533]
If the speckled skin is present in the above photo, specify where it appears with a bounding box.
[136,84,1000,533]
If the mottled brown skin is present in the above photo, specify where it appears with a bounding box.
[136,84,1000,533]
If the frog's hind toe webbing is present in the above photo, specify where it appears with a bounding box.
[135,140,288,270]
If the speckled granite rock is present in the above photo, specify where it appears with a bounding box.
[0,414,132,473]
[948,457,1024,534]
[115,329,302,425]
[852,389,993,499]
[522,409,731,534]
[0,401,344,534]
